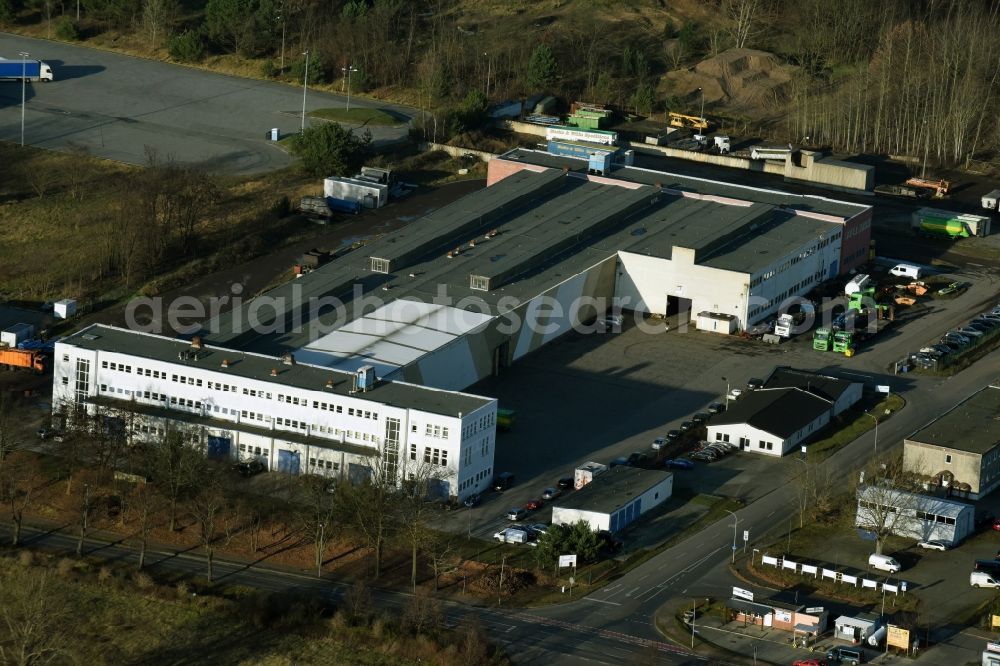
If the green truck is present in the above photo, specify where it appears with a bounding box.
[813,327,832,351]
[911,208,991,239]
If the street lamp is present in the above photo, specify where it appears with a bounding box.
[317,521,325,578]
[300,50,310,133]
[725,509,739,563]
[865,411,879,460]
[19,51,28,147]
[697,86,705,125]
[722,376,731,409]
[484,52,491,98]
[342,65,359,112]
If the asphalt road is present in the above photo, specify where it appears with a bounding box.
[0,33,414,174]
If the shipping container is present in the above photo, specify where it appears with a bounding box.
[545,125,617,146]
[54,299,77,319]
[324,176,388,208]
[325,197,362,214]
[547,139,618,161]
[1,323,34,348]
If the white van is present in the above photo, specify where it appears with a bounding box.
[845,273,872,296]
[971,571,1000,588]
[868,553,901,573]
[889,263,922,279]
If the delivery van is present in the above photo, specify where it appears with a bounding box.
[971,571,1000,588]
[868,553,901,573]
[889,263,922,279]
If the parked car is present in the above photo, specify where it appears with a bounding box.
[627,451,649,466]
[691,412,711,425]
[707,402,726,414]
[746,377,764,390]
[463,494,481,508]
[679,420,695,432]
[826,645,865,665]
[691,450,718,461]
[917,539,948,551]
[494,527,529,544]
[525,499,543,511]
[233,459,265,477]
[507,507,528,521]
[651,436,669,451]
[541,487,561,500]
[528,523,549,536]
[971,571,1000,588]
[728,388,743,400]
[991,517,1000,532]
[600,314,625,330]
[958,326,986,337]
[793,659,825,666]
[493,472,516,491]
[664,458,695,470]
[557,477,574,490]
[666,429,682,440]
[610,456,629,469]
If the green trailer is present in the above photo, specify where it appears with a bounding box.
[813,327,832,351]
[497,408,516,432]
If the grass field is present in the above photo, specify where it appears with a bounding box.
[807,393,906,459]
[0,551,501,665]
[309,108,403,126]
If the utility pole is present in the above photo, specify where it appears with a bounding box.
[498,554,506,607]
[866,411,879,460]
[19,51,28,147]
[342,65,359,112]
[300,50,310,133]
[278,4,286,72]
[698,86,705,124]
[726,509,739,563]
[484,52,491,98]
[317,522,325,578]
[691,599,696,648]
[722,376,730,409]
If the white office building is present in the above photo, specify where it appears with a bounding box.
[52,325,496,501]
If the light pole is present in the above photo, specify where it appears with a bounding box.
[342,65,359,112]
[484,52,491,98]
[19,51,28,147]
[300,50,310,133]
[722,376,731,409]
[725,509,739,563]
[278,5,286,72]
[865,411,879,460]
[698,86,705,124]
[317,521,325,578]
[691,599,697,648]
[921,120,930,178]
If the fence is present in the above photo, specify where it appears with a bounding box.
[760,554,905,595]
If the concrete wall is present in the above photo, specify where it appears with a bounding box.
[609,474,673,532]
[552,506,612,532]
[627,142,873,193]
[615,248,750,325]
[903,439,994,499]
[707,411,830,457]
[497,119,549,138]
[855,487,975,544]
[832,382,863,416]
[420,142,497,163]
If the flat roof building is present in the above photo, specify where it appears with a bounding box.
[551,467,672,533]
[904,384,1000,500]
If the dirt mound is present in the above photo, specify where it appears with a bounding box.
[662,48,798,111]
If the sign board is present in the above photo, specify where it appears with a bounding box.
[732,586,754,601]
[877,385,891,394]
[805,606,825,614]
[558,554,577,568]
[991,616,1000,630]
[801,564,818,576]
[883,583,898,594]
[801,445,807,454]
[900,581,907,593]
[862,578,878,589]
[774,609,792,623]
[842,574,858,586]
[761,555,780,566]
[887,625,910,650]
[743,530,749,542]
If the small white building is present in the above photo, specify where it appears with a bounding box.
[1,323,34,347]
[324,176,388,208]
[855,484,975,545]
[707,387,834,456]
[551,467,672,533]
[707,368,863,456]
[54,299,77,319]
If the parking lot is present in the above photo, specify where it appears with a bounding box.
[452,262,1000,543]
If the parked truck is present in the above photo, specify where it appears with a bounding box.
[0,348,46,373]
[774,303,816,338]
[0,58,54,82]
[911,208,990,239]
[982,189,1000,212]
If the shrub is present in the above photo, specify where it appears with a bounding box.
[260,57,277,78]
[98,566,113,585]
[17,550,34,568]
[56,557,75,577]
[168,30,204,63]
[54,15,80,41]
[289,54,327,85]
[290,123,372,177]
[0,0,14,25]
[133,571,154,590]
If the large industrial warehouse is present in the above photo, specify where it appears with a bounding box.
[52,151,871,499]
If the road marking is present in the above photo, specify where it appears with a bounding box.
[625,586,640,597]
[767,510,776,518]
[585,597,623,606]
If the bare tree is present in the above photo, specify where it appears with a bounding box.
[395,458,447,591]
[129,482,161,569]
[336,448,400,579]
[141,0,178,47]
[428,533,459,592]
[722,0,765,49]
[0,453,38,548]
[792,460,836,528]
[0,571,68,665]
[293,475,339,578]
[74,477,95,557]
[401,587,443,635]
[189,464,231,583]
[854,456,922,555]
[148,428,204,532]
[0,393,21,471]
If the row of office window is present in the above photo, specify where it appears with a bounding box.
[308,458,340,472]
[459,467,494,492]
[238,444,269,457]
[409,443,449,467]
[463,412,495,438]
[859,500,957,526]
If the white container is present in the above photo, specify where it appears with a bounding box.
[54,299,77,319]
[844,274,872,296]
[982,189,1000,211]
[574,461,608,489]
[1,323,34,347]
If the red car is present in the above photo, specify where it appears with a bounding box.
[525,499,543,511]
[992,517,1000,531]
[792,660,825,666]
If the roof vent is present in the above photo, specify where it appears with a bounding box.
[221,359,230,368]
[325,378,335,390]
[270,368,278,377]
[282,352,296,366]
[191,336,203,350]
[81,333,99,341]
